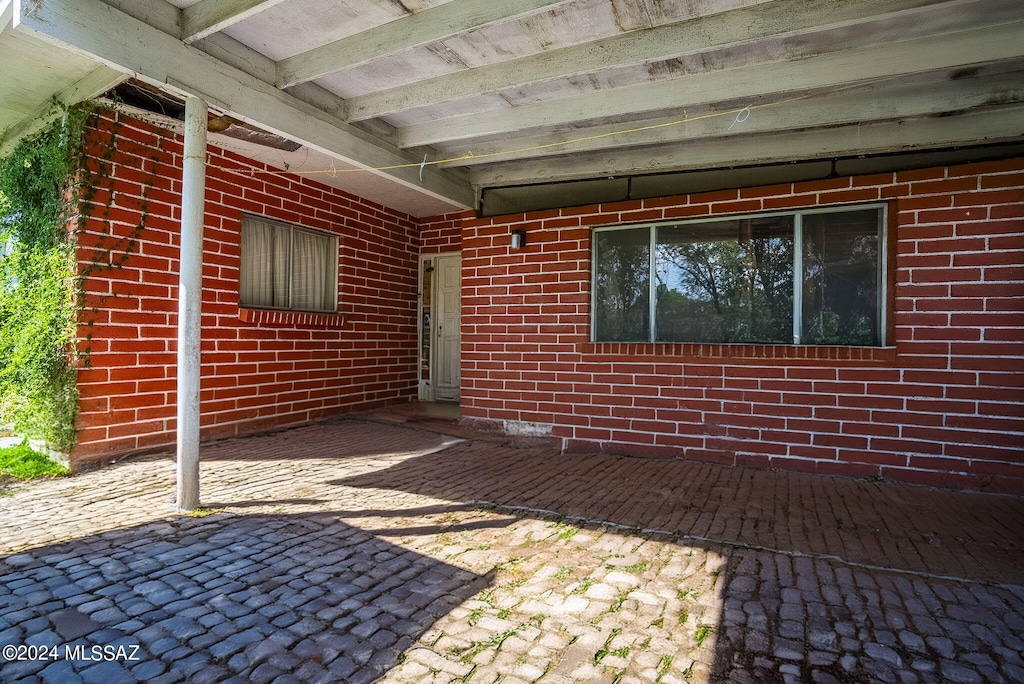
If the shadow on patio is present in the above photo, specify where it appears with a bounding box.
[334,437,1024,585]
[0,510,493,683]
[331,424,1024,683]
[2,418,1022,683]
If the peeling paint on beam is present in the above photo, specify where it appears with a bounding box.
[470,106,1024,186]
[399,21,1024,148]
[347,0,985,122]
[436,72,1024,168]
[276,0,574,89]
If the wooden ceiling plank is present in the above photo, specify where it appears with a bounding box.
[438,73,1024,167]
[14,0,474,207]
[182,0,290,44]
[398,21,1024,148]
[470,105,1024,186]
[0,65,125,157]
[347,0,981,122]
[276,0,572,89]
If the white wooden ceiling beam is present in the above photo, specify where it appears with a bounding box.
[437,74,1024,167]
[398,22,1024,148]
[276,0,572,89]
[470,105,1024,187]
[0,65,125,157]
[182,0,289,44]
[347,0,972,122]
[1,0,14,33]
[13,0,474,207]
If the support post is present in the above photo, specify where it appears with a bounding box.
[175,96,207,511]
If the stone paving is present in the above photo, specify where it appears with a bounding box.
[0,417,1022,683]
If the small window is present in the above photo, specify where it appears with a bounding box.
[593,205,887,346]
[239,215,338,313]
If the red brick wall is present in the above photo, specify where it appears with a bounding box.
[439,157,1024,493]
[72,112,419,464]
[420,210,468,254]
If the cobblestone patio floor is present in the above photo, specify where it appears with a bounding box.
[0,418,1022,683]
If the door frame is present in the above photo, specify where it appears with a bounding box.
[418,251,461,402]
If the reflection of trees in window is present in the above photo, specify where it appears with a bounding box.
[592,206,885,346]
[656,218,793,343]
[802,210,879,345]
[594,228,649,341]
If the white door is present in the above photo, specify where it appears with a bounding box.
[434,254,461,401]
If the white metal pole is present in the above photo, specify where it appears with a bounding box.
[176,96,207,511]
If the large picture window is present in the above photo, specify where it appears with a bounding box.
[593,205,886,346]
[239,215,338,313]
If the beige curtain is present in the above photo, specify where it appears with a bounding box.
[240,217,288,308]
[290,229,336,312]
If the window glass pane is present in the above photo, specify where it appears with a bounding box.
[594,228,650,341]
[802,209,881,345]
[240,218,289,308]
[290,229,336,312]
[656,217,794,343]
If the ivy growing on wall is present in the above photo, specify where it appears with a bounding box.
[0,104,93,451]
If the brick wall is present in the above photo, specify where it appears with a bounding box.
[441,157,1024,493]
[420,210,468,254]
[72,112,419,464]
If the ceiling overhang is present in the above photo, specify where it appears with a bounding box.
[2,0,1023,218]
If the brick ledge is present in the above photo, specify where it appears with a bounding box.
[580,342,897,365]
[238,307,345,328]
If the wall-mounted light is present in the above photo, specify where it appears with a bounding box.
[511,229,527,250]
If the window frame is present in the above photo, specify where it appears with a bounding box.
[239,214,340,314]
[591,203,889,347]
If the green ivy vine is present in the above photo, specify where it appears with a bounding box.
[0,104,94,451]
[1,100,167,454]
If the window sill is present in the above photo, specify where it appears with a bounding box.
[580,342,897,365]
[238,307,345,329]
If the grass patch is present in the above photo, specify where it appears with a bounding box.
[593,627,623,664]
[621,559,650,574]
[608,588,630,613]
[553,567,574,581]
[694,624,716,648]
[188,507,223,518]
[498,576,527,592]
[0,441,70,479]
[570,577,594,595]
[656,654,674,683]
[556,524,579,541]
[455,628,518,664]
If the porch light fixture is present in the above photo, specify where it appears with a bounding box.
[511,229,527,249]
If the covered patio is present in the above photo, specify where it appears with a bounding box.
[1,419,1022,682]
[1,1,1023,680]
[2,0,1023,499]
